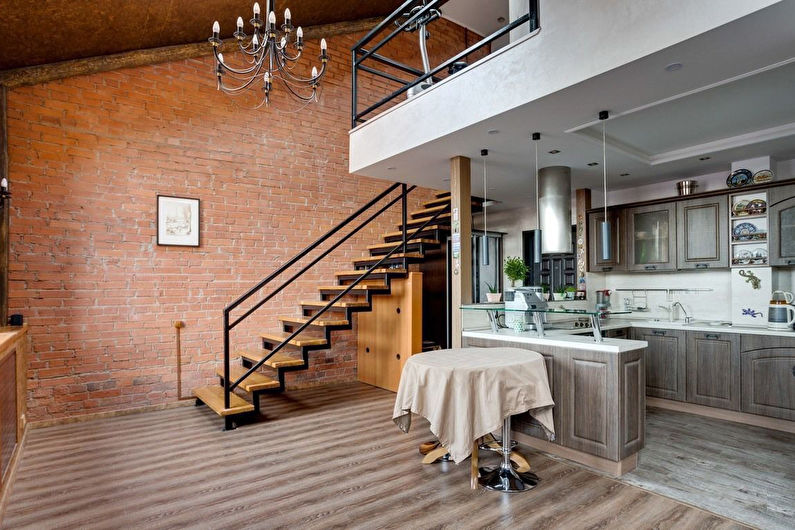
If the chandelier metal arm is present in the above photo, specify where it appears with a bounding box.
[214,46,265,76]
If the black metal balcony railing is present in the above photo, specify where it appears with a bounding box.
[351,0,539,128]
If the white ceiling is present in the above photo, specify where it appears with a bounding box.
[440,0,510,47]
[361,1,795,209]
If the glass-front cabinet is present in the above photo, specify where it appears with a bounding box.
[769,184,795,267]
[587,209,626,272]
[626,203,677,271]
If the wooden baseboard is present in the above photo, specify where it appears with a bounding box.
[28,399,196,430]
[0,423,29,521]
[646,398,795,434]
[513,431,638,477]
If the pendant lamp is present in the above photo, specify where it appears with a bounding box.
[598,110,612,261]
[531,132,542,263]
[481,148,490,266]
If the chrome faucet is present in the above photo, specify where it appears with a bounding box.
[672,301,694,324]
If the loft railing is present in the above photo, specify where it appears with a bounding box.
[351,0,540,128]
[221,182,446,408]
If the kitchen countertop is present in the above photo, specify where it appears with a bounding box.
[600,318,795,338]
[461,327,647,353]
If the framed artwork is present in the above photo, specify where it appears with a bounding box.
[157,195,200,247]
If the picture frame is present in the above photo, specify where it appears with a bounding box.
[157,195,200,247]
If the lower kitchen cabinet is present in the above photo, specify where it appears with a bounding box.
[632,328,686,401]
[686,331,740,410]
[740,335,795,420]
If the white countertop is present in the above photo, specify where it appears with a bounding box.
[462,328,647,353]
[610,318,795,338]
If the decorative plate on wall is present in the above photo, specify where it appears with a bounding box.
[727,169,753,188]
[752,169,774,184]
[732,222,757,236]
[745,198,767,215]
[732,199,749,216]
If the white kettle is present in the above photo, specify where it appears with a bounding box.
[768,291,795,330]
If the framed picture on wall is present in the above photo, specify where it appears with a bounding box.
[157,195,200,247]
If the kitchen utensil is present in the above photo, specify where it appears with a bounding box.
[768,290,795,330]
[676,179,697,196]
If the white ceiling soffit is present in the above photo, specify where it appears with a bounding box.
[440,0,510,42]
[570,57,795,166]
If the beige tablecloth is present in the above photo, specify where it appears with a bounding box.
[393,347,555,463]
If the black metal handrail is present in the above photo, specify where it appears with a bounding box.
[351,0,539,127]
[222,182,440,408]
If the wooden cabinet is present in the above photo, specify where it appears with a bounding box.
[676,196,728,269]
[587,210,626,272]
[357,273,422,392]
[626,203,677,272]
[686,331,740,410]
[740,335,795,420]
[632,328,686,401]
[769,184,795,267]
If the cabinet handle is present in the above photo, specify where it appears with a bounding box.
[652,330,666,336]
[706,333,719,340]
[788,260,795,265]
[602,266,613,272]
[696,263,709,269]
[791,365,794,377]
[645,265,657,271]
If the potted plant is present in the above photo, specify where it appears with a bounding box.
[564,285,577,300]
[485,282,502,303]
[540,283,550,301]
[503,256,529,289]
[553,285,567,301]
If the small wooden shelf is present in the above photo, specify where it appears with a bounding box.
[730,214,767,220]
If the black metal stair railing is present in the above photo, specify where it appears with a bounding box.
[351,0,540,127]
[221,182,447,408]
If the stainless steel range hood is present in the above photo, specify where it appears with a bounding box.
[538,166,572,254]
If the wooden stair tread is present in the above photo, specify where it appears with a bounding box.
[422,196,452,208]
[401,212,451,226]
[334,268,407,277]
[193,386,254,416]
[381,226,448,239]
[367,240,438,251]
[300,299,370,308]
[435,191,450,199]
[260,331,328,347]
[216,366,280,392]
[317,283,388,290]
[411,205,448,217]
[238,349,306,368]
[278,315,350,327]
[353,253,424,265]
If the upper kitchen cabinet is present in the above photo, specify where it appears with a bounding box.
[676,196,729,270]
[626,203,677,272]
[769,183,795,267]
[587,210,627,273]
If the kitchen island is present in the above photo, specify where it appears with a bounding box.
[461,307,648,476]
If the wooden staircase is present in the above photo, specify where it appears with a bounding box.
[193,190,480,429]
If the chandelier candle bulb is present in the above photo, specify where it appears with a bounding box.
[236,16,243,30]
[284,8,291,24]
[321,38,327,51]
[212,21,220,38]
[311,66,318,79]
[253,2,260,17]
[268,11,276,29]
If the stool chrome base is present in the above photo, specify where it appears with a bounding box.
[478,416,540,493]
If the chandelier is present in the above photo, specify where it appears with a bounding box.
[209,1,329,108]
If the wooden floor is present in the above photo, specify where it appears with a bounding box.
[3,383,745,529]
[621,407,795,530]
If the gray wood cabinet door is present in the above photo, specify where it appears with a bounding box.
[740,335,795,420]
[676,196,728,269]
[632,328,686,401]
[686,331,740,410]
[769,184,795,267]
[587,209,626,272]
[626,203,677,271]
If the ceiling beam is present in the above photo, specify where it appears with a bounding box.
[0,17,382,89]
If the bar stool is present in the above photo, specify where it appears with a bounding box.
[478,416,539,492]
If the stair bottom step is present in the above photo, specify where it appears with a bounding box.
[194,386,254,416]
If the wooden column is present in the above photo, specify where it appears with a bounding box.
[450,156,472,348]
[575,188,591,295]
[0,86,8,327]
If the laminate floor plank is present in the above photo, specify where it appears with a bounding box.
[3,383,747,529]
[620,407,795,530]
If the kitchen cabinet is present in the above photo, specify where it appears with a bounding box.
[769,183,795,267]
[740,335,795,420]
[676,196,728,269]
[632,328,686,401]
[626,203,677,272]
[686,331,740,410]
[587,210,626,272]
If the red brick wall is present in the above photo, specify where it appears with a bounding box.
[6,20,479,421]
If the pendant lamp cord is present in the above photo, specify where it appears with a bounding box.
[483,157,487,237]
[603,119,608,218]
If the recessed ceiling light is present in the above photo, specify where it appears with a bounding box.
[587,162,599,167]
[442,178,450,182]
[497,16,506,23]
[487,129,499,135]
[386,166,397,170]
[620,172,630,177]
[548,149,561,154]
[664,62,683,72]
[699,156,711,161]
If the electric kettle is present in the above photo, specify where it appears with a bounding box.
[768,290,795,331]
